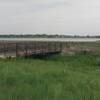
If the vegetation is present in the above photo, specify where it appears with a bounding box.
[0,51,100,100]
[0,34,100,38]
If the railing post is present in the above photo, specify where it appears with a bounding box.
[55,42,57,52]
[16,43,19,57]
[3,42,6,57]
[34,42,37,54]
[60,42,63,52]
[41,42,44,55]
[25,43,28,56]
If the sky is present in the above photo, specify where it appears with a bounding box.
[0,0,100,36]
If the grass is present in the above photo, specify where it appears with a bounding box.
[0,52,100,100]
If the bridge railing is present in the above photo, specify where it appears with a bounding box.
[0,41,63,58]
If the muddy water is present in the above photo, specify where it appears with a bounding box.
[0,38,100,42]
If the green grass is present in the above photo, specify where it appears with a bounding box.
[0,53,100,100]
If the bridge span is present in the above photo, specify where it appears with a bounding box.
[0,40,63,58]
[0,38,99,58]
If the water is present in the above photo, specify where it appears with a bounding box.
[0,38,100,42]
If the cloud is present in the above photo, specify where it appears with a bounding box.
[0,0,100,35]
[28,0,68,12]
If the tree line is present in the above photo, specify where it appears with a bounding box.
[0,34,100,38]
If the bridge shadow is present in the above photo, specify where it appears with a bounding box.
[24,51,61,59]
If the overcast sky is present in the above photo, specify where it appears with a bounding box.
[0,0,100,35]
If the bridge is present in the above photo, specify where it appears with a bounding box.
[0,38,99,58]
[0,40,63,58]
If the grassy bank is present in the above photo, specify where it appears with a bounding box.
[0,52,100,100]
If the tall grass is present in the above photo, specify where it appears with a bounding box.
[0,53,100,100]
